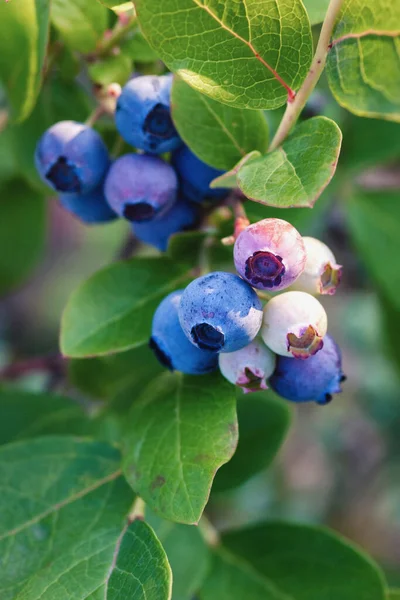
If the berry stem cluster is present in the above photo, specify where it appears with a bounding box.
[269,0,345,151]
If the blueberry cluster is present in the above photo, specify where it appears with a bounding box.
[151,219,345,405]
[34,74,226,250]
[34,73,345,406]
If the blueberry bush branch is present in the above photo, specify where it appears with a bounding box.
[269,0,345,151]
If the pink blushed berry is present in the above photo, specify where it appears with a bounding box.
[234,218,306,291]
[218,339,276,394]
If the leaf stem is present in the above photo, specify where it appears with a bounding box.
[268,0,344,151]
[128,496,146,522]
[198,515,220,547]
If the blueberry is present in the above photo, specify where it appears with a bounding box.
[172,146,229,204]
[115,74,182,154]
[150,290,218,375]
[178,272,263,353]
[261,291,327,359]
[133,195,199,251]
[269,334,345,404]
[104,154,178,223]
[292,237,342,296]
[35,121,109,194]
[219,338,276,394]
[59,183,117,224]
[234,218,306,291]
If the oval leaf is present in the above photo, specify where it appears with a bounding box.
[135,0,313,110]
[222,522,386,600]
[171,77,269,170]
[123,372,238,524]
[327,0,400,121]
[0,181,46,295]
[60,257,190,358]
[213,391,292,492]
[51,0,109,54]
[0,437,137,599]
[200,549,286,600]
[0,0,50,122]
[237,117,342,208]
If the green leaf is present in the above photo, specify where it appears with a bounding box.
[171,78,269,171]
[346,192,400,309]
[98,0,132,8]
[148,511,210,600]
[122,31,159,62]
[10,74,91,193]
[0,389,89,444]
[211,151,261,189]
[0,437,134,599]
[387,592,400,600]
[60,257,189,358]
[236,117,342,208]
[200,549,285,600]
[326,0,400,121]
[51,0,109,54]
[213,391,291,492]
[123,371,238,524]
[0,180,46,295]
[303,0,329,25]
[0,0,50,123]
[88,54,132,86]
[135,0,313,110]
[69,343,163,401]
[222,522,386,600]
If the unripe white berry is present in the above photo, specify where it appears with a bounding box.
[219,339,276,393]
[261,291,327,358]
[293,237,342,295]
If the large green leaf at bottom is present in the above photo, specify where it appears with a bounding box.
[326,0,400,121]
[0,437,134,599]
[60,257,190,357]
[213,391,291,492]
[346,192,400,310]
[135,0,313,110]
[236,117,342,208]
[123,372,238,524]
[0,0,50,122]
[222,523,386,600]
[0,180,46,296]
[171,77,269,171]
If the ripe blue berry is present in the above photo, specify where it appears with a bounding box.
[292,237,342,296]
[219,339,276,394]
[234,218,306,291]
[172,146,228,203]
[104,154,178,222]
[133,195,199,251]
[261,291,327,358]
[35,121,109,194]
[179,272,263,353]
[269,334,345,404]
[115,74,181,154]
[59,184,117,224]
[150,290,218,375]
